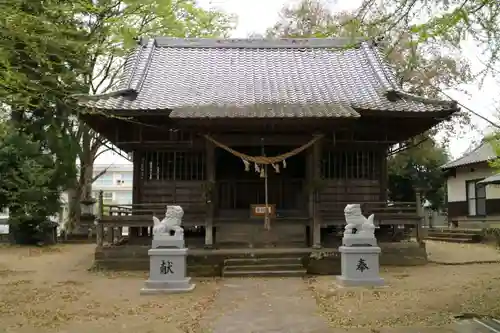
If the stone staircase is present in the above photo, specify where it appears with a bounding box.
[425,228,483,243]
[222,256,306,277]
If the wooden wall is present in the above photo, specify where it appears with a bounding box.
[214,221,307,247]
[318,146,385,224]
[130,134,389,234]
[133,149,207,225]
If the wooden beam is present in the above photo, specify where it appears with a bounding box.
[130,150,143,241]
[307,144,313,247]
[415,190,424,246]
[204,137,215,248]
[312,134,323,249]
[380,147,388,202]
[96,190,104,247]
[211,133,315,146]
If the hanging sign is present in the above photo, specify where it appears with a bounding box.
[250,204,276,218]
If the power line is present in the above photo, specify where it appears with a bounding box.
[434,86,500,130]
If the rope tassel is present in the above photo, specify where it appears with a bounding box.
[242,159,250,171]
[254,163,260,173]
[272,163,280,173]
[282,159,287,168]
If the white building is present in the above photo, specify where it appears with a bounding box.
[442,140,500,229]
[0,164,134,235]
[92,164,133,205]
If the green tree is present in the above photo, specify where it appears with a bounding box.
[355,0,500,79]
[387,135,450,210]
[64,0,236,233]
[0,0,91,242]
[266,0,467,207]
[0,123,63,244]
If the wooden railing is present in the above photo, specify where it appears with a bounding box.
[96,201,206,246]
[319,201,420,225]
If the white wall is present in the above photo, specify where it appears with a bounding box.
[447,165,500,202]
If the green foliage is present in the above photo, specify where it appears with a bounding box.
[266,0,462,208]
[486,131,500,170]
[0,123,62,244]
[267,0,473,142]
[387,135,450,210]
[481,228,500,248]
[0,0,235,235]
[0,0,88,186]
[0,0,90,241]
[81,0,236,95]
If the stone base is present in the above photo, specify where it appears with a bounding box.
[152,239,185,249]
[336,275,385,287]
[342,234,377,247]
[142,247,195,295]
[140,278,196,295]
[337,245,384,287]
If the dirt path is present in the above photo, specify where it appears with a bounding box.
[426,241,500,264]
[0,244,220,333]
[200,278,331,333]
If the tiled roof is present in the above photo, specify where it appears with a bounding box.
[442,140,497,169]
[81,37,458,118]
[478,173,500,185]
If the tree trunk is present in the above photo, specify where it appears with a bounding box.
[66,185,81,235]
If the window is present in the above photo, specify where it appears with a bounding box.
[94,174,113,186]
[115,173,132,185]
[321,149,382,179]
[466,180,486,216]
[122,173,133,182]
[141,151,205,181]
[102,192,114,201]
[115,192,133,204]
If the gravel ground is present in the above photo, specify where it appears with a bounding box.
[310,242,500,328]
[1,242,499,332]
[0,244,220,333]
[426,240,500,263]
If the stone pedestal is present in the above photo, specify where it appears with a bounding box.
[336,245,384,287]
[342,234,378,247]
[140,247,195,295]
[151,234,185,249]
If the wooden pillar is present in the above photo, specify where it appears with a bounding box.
[312,135,322,249]
[379,147,388,202]
[415,189,424,246]
[130,150,142,241]
[307,148,314,247]
[204,138,215,248]
[96,190,104,247]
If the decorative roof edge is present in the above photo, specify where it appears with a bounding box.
[74,88,136,102]
[386,90,459,109]
[150,36,372,49]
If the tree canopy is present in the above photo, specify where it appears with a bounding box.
[0,0,235,240]
[266,0,461,207]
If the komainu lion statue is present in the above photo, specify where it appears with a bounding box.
[152,205,184,238]
[344,204,375,237]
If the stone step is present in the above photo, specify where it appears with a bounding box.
[222,269,306,278]
[224,257,302,266]
[429,228,482,235]
[427,232,482,239]
[223,263,304,272]
[425,236,477,243]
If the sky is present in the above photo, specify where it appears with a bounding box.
[94,0,500,165]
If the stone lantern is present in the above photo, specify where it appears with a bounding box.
[81,197,97,219]
[80,197,97,239]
